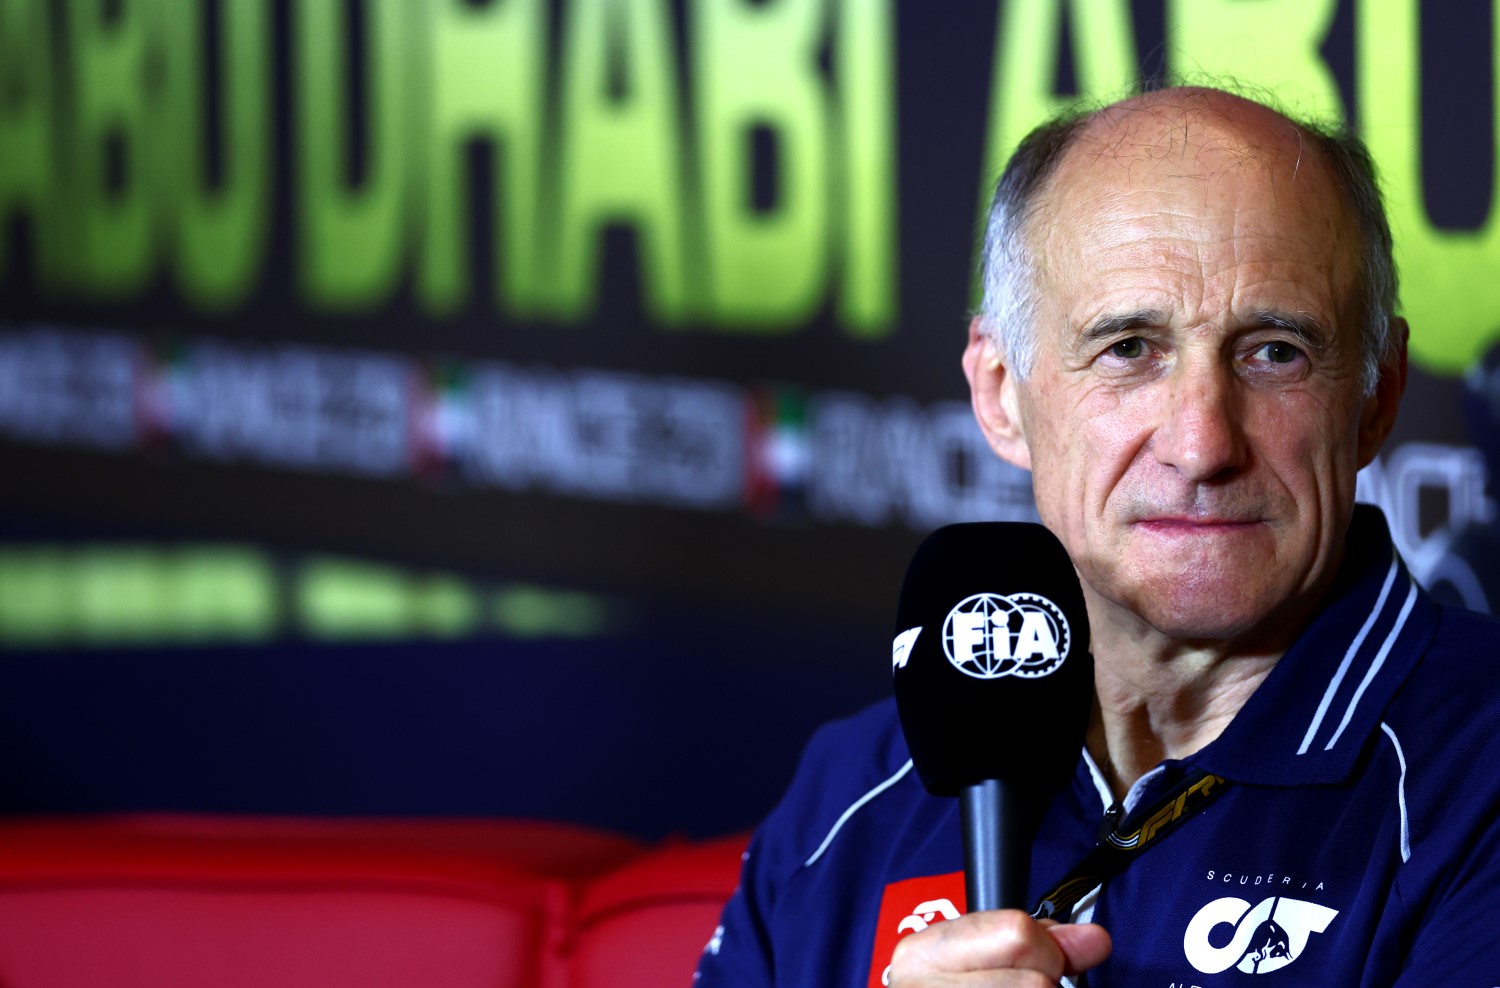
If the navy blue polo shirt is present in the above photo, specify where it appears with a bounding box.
[695,507,1500,986]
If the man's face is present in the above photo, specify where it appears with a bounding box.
[973,102,1402,646]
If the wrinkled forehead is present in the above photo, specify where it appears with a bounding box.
[1069,91,1313,181]
[1030,92,1363,300]
[1049,91,1356,224]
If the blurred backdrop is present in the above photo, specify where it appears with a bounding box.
[2,0,1498,839]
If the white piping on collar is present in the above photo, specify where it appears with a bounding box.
[1298,558,1399,755]
[1379,721,1411,863]
[1069,748,1108,988]
[1080,744,1164,815]
[1325,581,1417,751]
[803,759,913,867]
[1081,745,1112,811]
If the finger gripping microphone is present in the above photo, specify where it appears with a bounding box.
[891,523,1093,913]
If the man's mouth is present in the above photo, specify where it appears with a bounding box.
[1134,516,1264,533]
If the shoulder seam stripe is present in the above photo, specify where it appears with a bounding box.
[1298,558,1399,755]
[1379,721,1411,863]
[803,759,914,868]
[1325,580,1416,751]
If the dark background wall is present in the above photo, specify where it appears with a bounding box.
[2,0,1498,840]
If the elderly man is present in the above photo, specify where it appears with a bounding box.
[695,87,1500,986]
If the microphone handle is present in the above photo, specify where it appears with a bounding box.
[960,779,1030,912]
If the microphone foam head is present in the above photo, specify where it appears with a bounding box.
[891,523,1093,796]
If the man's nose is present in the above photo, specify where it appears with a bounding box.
[1152,362,1247,481]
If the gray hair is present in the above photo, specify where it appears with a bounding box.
[977,95,1400,396]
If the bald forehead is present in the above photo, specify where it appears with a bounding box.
[1048,88,1340,206]
[1019,88,1366,348]
[1023,90,1364,286]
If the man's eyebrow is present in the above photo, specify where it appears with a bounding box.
[1249,310,1331,349]
[1078,310,1166,345]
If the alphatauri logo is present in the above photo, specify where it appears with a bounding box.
[1183,896,1339,975]
[941,593,1069,680]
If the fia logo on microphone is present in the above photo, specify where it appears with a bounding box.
[941,593,1070,680]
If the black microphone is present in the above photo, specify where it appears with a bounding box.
[891,523,1093,913]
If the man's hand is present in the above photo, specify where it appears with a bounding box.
[888,910,1111,986]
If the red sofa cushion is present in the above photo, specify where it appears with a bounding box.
[572,834,747,988]
[0,814,644,988]
[0,815,744,988]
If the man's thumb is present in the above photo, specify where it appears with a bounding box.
[1047,922,1112,976]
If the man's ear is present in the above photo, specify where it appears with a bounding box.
[962,316,1032,470]
[1357,317,1409,467]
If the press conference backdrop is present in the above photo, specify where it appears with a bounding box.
[1,0,1497,837]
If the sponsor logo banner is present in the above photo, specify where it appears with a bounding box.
[865,871,966,988]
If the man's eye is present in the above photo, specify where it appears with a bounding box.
[1254,341,1303,364]
[1108,338,1146,359]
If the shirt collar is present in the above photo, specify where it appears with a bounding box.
[1188,504,1437,786]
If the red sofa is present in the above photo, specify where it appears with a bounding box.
[0,815,744,987]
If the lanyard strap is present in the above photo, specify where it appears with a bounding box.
[1031,769,1229,922]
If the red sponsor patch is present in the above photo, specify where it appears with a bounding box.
[866,871,967,988]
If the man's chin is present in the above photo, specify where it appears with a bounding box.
[1121,583,1290,647]
[1142,608,1265,644]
